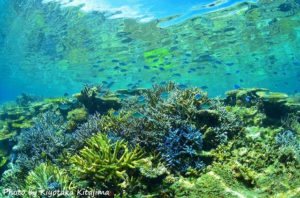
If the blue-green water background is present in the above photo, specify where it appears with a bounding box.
[0,0,299,102]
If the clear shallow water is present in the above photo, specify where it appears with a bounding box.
[0,0,299,102]
[0,1,300,196]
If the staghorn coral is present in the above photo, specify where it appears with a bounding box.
[24,163,75,198]
[158,125,204,173]
[1,162,27,191]
[69,132,145,193]
[67,112,102,151]
[275,130,300,162]
[200,98,243,149]
[15,111,69,171]
[107,82,209,150]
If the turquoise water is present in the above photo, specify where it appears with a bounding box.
[0,1,300,197]
[0,0,299,102]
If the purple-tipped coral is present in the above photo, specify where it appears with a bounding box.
[158,125,204,173]
[15,111,69,170]
[68,112,102,151]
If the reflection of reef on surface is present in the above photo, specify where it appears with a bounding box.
[0,82,299,197]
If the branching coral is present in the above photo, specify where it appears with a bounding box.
[67,112,102,151]
[281,114,300,133]
[15,111,69,170]
[25,163,75,197]
[200,98,243,149]
[143,82,209,121]
[275,130,300,162]
[158,125,204,173]
[107,82,209,150]
[69,132,145,192]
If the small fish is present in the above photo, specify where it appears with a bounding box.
[113,111,119,116]
[92,65,99,68]
[235,70,240,73]
[98,68,105,72]
[245,96,251,102]
[201,86,208,90]
[173,73,181,77]
[64,93,69,97]
[114,66,120,70]
[161,92,169,99]
[234,84,241,89]
[201,104,210,109]
[121,69,127,72]
[138,96,146,101]
[153,59,159,62]
[72,98,78,103]
[133,112,144,118]
[226,63,234,66]
[144,65,150,69]
[195,94,202,100]
[178,84,187,89]
[59,104,70,110]
[138,100,147,105]
[117,94,128,99]
[106,81,115,88]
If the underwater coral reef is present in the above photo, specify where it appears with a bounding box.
[0,82,299,197]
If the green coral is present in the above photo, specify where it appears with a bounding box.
[231,106,266,126]
[69,132,145,192]
[25,163,75,197]
[66,107,88,132]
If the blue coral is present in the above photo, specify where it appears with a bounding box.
[68,112,102,151]
[158,125,204,173]
[16,111,69,170]
[275,130,300,161]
